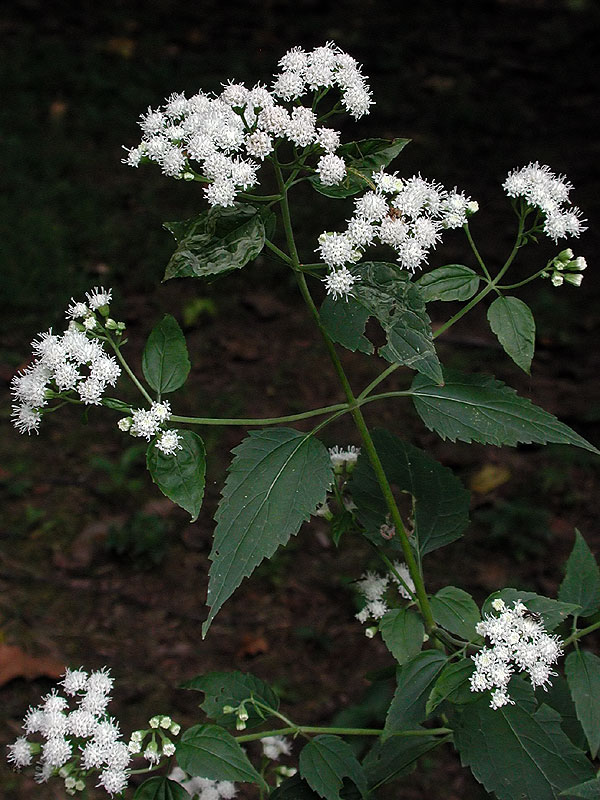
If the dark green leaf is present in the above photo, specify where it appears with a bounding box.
[384,651,448,735]
[146,430,206,521]
[176,724,265,788]
[426,658,477,714]
[565,650,600,758]
[203,429,332,635]
[310,138,409,198]
[411,369,599,453]
[133,777,190,800]
[271,775,322,799]
[379,608,424,665]
[351,429,470,557]
[487,295,536,374]
[561,778,600,798]
[430,587,481,640]
[559,530,600,618]
[363,735,440,791]
[180,670,279,730]
[299,735,367,800]
[539,676,587,752]
[455,700,595,800]
[319,295,373,355]
[142,314,191,394]
[164,204,266,280]
[102,397,132,413]
[483,589,580,631]
[416,265,480,302]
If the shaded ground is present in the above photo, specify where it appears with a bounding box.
[2,1,600,797]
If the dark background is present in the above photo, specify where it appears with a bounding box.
[2,1,600,797]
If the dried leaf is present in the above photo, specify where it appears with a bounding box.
[0,643,64,687]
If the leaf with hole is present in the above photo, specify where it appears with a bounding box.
[299,735,367,800]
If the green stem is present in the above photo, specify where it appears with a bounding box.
[564,619,600,647]
[496,266,548,290]
[235,725,451,743]
[464,222,492,282]
[106,336,153,404]
[264,238,294,265]
[169,403,348,427]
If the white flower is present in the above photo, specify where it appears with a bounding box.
[130,408,162,440]
[78,377,105,405]
[357,571,389,602]
[316,127,341,153]
[151,401,172,423]
[156,430,183,456]
[329,445,361,468]
[318,233,359,269]
[261,735,292,760]
[41,737,72,767]
[286,107,317,147]
[245,131,273,160]
[6,738,32,769]
[205,178,237,208]
[323,267,358,300]
[11,404,42,435]
[390,561,415,600]
[86,286,112,311]
[354,191,389,222]
[316,154,346,186]
[97,768,129,796]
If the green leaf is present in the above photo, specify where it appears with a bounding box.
[487,295,536,374]
[379,608,424,665]
[176,724,265,788]
[426,658,477,714]
[146,430,206,521]
[310,138,409,198]
[410,369,599,454]
[350,429,470,557]
[203,429,332,635]
[384,651,448,735]
[351,262,443,385]
[299,735,367,800]
[163,204,266,280]
[133,777,190,800]
[319,295,373,355]
[559,530,600,618]
[483,589,580,631]
[363,735,440,791]
[142,314,191,394]
[271,775,322,799]
[565,650,600,758]
[180,670,279,730]
[416,265,480,302]
[561,778,600,798]
[430,587,481,640]
[539,676,587,752]
[102,397,133,413]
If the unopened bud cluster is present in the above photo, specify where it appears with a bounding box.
[541,248,587,287]
[127,715,180,764]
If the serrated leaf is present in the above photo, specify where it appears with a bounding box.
[350,429,470,557]
[319,295,373,354]
[176,724,265,788]
[454,700,595,800]
[350,262,443,384]
[539,676,587,752]
[203,429,332,635]
[163,204,266,280]
[180,670,279,730]
[310,138,409,198]
[430,587,481,640]
[565,650,600,758]
[384,651,447,735]
[561,778,600,798]
[482,589,580,631]
[426,658,477,714]
[416,265,480,302]
[142,314,191,394]
[363,734,440,791]
[559,530,600,618]
[299,735,367,800]
[134,778,190,800]
[379,608,424,665]
[488,295,536,373]
[271,775,322,799]
[146,430,206,521]
[410,369,599,453]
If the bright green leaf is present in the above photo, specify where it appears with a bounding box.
[142,314,191,394]
[146,430,206,521]
[163,204,266,280]
[565,650,600,758]
[176,724,265,788]
[410,369,599,453]
[299,735,367,800]
[310,139,409,198]
[351,429,470,557]
[487,295,536,374]
[561,778,600,798]
[384,651,447,735]
[379,608,424,665]
[559,530,600,618]
[202,429,332,635]
[483,589,580,631]
[430,587,481,640]
[363,734,440,791]
[426,658,477,714]
[416,265,480,302]
[180,671,279,730]
[455,700,595,800]
[319,295,373,355]
[134,778,190,800]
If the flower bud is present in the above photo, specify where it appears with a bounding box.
[183,171,196,181]
[160,716,172,729]
[238,706,249,722]
[466,200,479,215]
[65,777,77,790]
[105,318,118,330]
[236,718,247,731]
[551,273,564,287]
[170,722,181,735]
[222,705,236,714]
[557,248,574,263]
[571,256,587,271]
[365,626,378,639]
[98,304,111,318]
[149,716,161,729]
[564,273,583,287]
[162,742,176,756]
[75,780,85,791]
[118,417,132,432]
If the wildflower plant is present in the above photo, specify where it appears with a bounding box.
[7,43,600,799]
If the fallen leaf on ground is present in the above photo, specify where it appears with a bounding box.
[0,643,64,687]
[470,463,511,494]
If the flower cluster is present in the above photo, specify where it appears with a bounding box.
[11,288,122,435]
[261,735,292,761]
[6,667,131,796]
[355,563,416,631]
[503,162,586,242]
[118,401,183,456]
[541,247,587,288]
[329,445,361,473]
[127,715,180,764]
[169,766,237,799]
[470,599,563,710]
[319,170,476,299]
[124,43,372,206]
